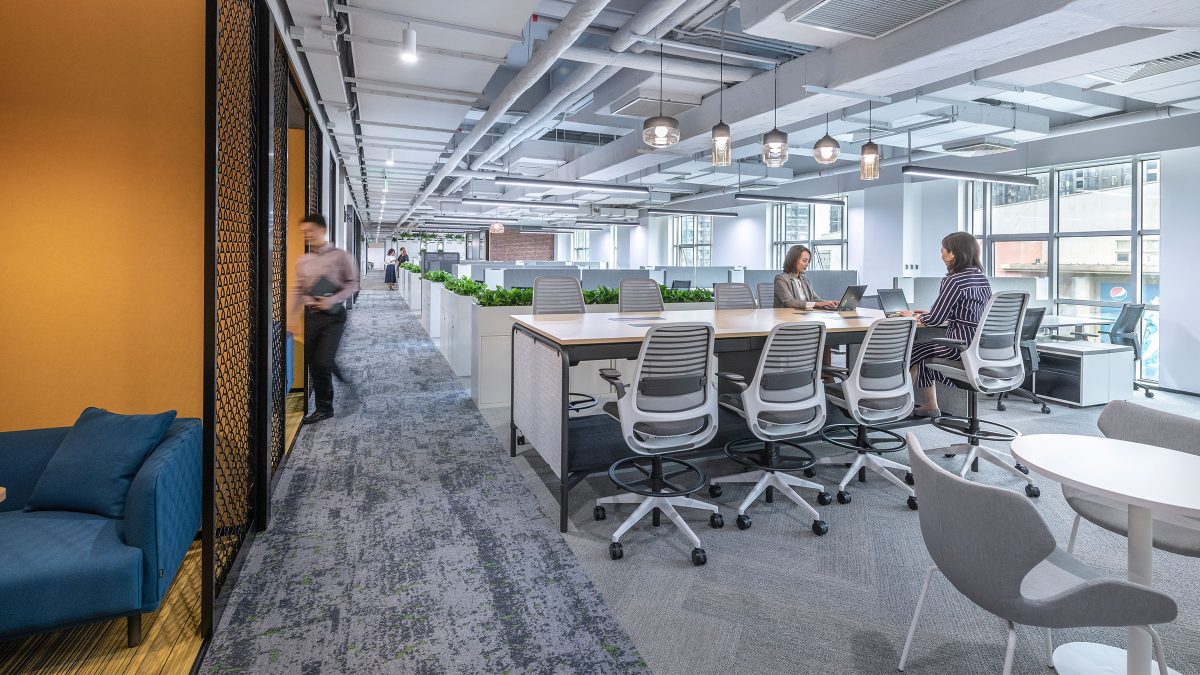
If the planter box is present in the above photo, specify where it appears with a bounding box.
[420,280,443,339]
[439,290,475,377]
[408,273,423,317]
[399,269,412,301]
[470,301,715,409]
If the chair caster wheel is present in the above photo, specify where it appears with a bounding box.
[709,513,724,529]
[690,548,707,566]
[1145,390,1155,399]
[803,468,816,478]
[1025,484,1041,498]
[811,520,829,536]
[1040,405,1051,414]
[907,496,919,510]
[517,434,527,445]
[1015,463,1029,475]
[904,472,914,486]
[735,514,751,530]
[708,484,723,498]
[943,454,956,459]
[997,403,1006,411]
[609,542,623,560]
[593,505,606,521]
[836,491,852,505]
[816,491,833,506]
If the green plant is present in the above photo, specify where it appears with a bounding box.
[583,285,618,305]
[399,262,421,273]
[444,276,487,297]
[422,269,453,283]
[474,287,533,307]
[661,286,713,303]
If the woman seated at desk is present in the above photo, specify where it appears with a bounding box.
[773,245,838,310]
[897,232,993,418]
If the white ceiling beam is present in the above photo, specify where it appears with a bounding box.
[332,3,523,42]
[343,34,506,66]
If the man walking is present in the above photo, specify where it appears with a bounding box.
[289,214,359,424]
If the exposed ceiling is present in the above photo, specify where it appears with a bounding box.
[281,0,1200,239]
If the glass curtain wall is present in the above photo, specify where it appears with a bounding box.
[769,202,846,270]
[671,215,712,266]
[572,229,589,263]
[970,158,1161,380]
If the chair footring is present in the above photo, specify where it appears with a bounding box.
[608,455,706,497]
[932,415,1020,442]
[568,392,598,412]
[819,423,907,453]
[723,437,816,471]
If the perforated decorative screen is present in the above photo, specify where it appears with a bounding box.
[270,33,288,474]
[306,115,321,217]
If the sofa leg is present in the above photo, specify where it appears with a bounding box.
[127,614,142,648]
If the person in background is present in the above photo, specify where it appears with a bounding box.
[899,231,993,418]
[774,244,838,309]
[397,247,410,265]
[384,248,398,290]
[289,214,360,424]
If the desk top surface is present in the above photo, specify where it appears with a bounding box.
[1040,315,1113,329]
[511,307,896,345]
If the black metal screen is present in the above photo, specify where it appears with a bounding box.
[269,33,288,474]
[211,0,257,597]
[306,115,321,217]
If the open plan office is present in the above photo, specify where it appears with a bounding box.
[3,0,1199,673]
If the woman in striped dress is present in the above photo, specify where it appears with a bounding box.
[901,232,992,417]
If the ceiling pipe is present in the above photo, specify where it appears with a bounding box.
[395,0,614,227]
[561,46,756,81]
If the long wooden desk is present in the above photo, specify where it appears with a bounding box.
[508,308,940,532]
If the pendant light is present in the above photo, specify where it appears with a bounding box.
[761,65,788,167]
[859,101,880,180]
[812,112,840,164]
[710,9,731,166]
[400,26,418,63]
[642,44,680,148]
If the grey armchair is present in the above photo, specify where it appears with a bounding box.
[900,433,1178,675]
[1066,400,1200,557]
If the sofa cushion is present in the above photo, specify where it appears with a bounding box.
[0,511,141,637]
[27,407,176,518]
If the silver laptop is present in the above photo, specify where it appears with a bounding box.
[878,289,910,317]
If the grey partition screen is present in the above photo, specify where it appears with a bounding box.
[582,269,651,291]
[421,251,460,274]
[502,267,581,289]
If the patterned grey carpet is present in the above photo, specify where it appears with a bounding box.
[201,286,647,674]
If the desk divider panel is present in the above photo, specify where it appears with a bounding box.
[501,267,581,289]
[656,266,734,289]
[582,268,651,290]
[512,330,564,476]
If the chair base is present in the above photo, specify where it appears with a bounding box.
[996,387,1051,414]
[815,450,916,507]
[931,443,1040,497]
[710,468,828,533]
[594,493,720,565]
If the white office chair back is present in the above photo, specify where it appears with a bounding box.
[617,323,718,454]
[757,283,775,308]
[618,277,664,312]
[532,276,584,314]
[742,322,826,440]
[842,317,917,424]
[959,291,1028,393]
[713,283,758,309]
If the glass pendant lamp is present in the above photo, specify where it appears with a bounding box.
[812,113,840,164]
[711,11,731,166]
[860,102,880,180]
[642,45,680,148]
[761,65,788,168]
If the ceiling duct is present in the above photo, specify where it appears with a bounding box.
[610,89,699,118]
[941,135,1017,157]
[1085,51,1200,86]
[784,0,963,39]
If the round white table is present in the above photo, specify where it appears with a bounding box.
[1011,434,1200,675]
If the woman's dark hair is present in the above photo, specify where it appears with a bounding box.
[941,231,982,274]
[387,248,396,256]
[783,244,812,275]
[302,213,327,229]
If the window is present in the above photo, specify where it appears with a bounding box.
[572,230,589,262]
[990,173,1049,235]
[1058,162,1133,233]
[1057,236,1132,302]
[992,240,1049,300]
[770,201,847,270]
[671,215,711,267]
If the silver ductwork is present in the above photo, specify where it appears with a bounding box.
[561,45,757,81]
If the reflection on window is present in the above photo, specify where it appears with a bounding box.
[1057,236,1132,302]
[990,173,1049,234]
[1058,162,1133,233]
[992,240,1049,299]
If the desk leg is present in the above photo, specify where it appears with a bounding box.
[1128,505,1153,675]
[559,346,571,533]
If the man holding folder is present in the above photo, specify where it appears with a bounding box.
[289,214,360,424]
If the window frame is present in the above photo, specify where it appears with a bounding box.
[768,200,847,270]
[671,215,712,267]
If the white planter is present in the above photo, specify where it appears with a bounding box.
[440,291,475,376]
[420,280,443,339]
[469,301,715,409]
[409,273,423,317]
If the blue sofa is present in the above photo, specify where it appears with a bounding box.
[0,419,201,646]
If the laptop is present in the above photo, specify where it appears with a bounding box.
[809,284,868,316]
[878,288,910,317]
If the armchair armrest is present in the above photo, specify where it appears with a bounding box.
[124,419,202,612]
[598,368,627,398]
[716,371,748,393]
[929,338,968,350]
[0,427,69,511]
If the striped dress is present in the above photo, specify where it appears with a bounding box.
[910,267,992,388]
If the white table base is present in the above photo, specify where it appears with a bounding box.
[1053,642,1178,675]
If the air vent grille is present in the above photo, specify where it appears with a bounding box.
[1087,51,1200,85]
[610,95,697,118]
[785,0,961,39]
[941,136,1017,157]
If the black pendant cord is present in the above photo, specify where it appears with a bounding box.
[659,43,664,117]
[719,6,727,122]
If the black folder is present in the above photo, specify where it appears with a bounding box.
[309,275,341,298]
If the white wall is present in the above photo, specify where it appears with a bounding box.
[711,204,768,268]
[627,217,650,268]
[918,179,961,277]
[647,217,669,267]
[848,183,905,293]
[1159,146,1200,394]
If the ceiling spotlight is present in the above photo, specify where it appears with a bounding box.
[386,149,395,167]
[401,27,417,63]
[642,45,680,148]
[489,222,505,234]
[812,113,840,165]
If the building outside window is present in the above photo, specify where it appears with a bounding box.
[970,158,1160,381]
[572,229,589,263]
[769,201,846,270]
[671,215,711,266]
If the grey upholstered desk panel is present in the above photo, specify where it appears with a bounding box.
[581,268,652,290]
[733,269,860,304]
[496,267,581,289]
[655,266,735,289]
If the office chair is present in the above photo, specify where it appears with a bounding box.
[813,317,919,509]
[926,291,1040,498]
[995,306,1051,414]
[593,323,723,566]
[756,282,775,309]
[713,282,758,309]
[670,280,691,290]
[1073,303,1153,398]
[618,277,664,312]
[532,276,597,413]
[708,322,830,535]
[900,434,1178,675]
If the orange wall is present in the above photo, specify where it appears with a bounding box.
[0,2,205,430]
[287,128,307,386]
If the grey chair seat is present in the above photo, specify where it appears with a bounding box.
[603,401,707,441]
[719,393,820,427]
[1062,485,1200,557]
[928,357,1022,381]
[825,381,909,411]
